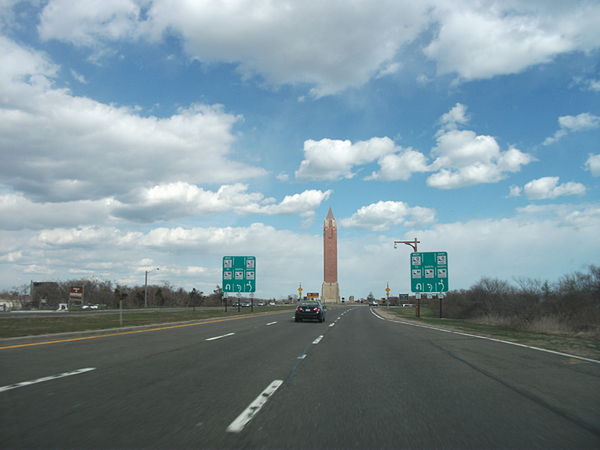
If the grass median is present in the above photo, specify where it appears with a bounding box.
[379,306,600,361]
[0,307,294,339]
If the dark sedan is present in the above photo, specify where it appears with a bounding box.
[295,301,326,322]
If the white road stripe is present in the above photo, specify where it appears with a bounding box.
[205,332,235,341]
[226,379,283,433]
[297,354,307,359]
[329,323,335,327]
[312,335,324,344]
[0,368,95,393]
[266,321,277,326]
[370,309,600,365]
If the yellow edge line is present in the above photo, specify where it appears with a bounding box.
[0,311,288,350]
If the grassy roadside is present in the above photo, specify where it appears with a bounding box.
[0,307,294,339]
[378,306,600,361]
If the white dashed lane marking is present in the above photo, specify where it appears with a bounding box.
[226,380,283,433]
[0,368,96,393]
[205,332,235,341]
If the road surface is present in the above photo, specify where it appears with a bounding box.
[1,305,598,448]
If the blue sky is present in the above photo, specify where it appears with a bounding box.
[0,0,599,299]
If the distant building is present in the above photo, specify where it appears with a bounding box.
[321,208,340,303]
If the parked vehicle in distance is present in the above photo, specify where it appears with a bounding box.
[369,301,378,307]
[256,301,265,306]
[295,301,326,322]
[241,301,252,307]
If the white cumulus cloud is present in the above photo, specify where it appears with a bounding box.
[0,36,265,204]
[0,183,332,230]
[510,177,586,200]
[38,0,143,46]
[427,129,533,189]
[544,113,600,145]
[585,154,600,176]
[295,137,398,181]
[425,1,598,81]
[341,201,435,232]
[38,0,430,97]
[34,1,600,95]
[439,102,470,131]
[366,149,430,181]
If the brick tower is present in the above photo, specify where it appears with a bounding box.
[321,208,340,303]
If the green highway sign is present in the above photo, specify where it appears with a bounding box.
[222,256,256,293]
[410,252,448,293]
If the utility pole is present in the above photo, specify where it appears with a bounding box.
[144,267,159,307]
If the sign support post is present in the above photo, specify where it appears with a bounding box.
[385,282,390,309]
[395,239,449,319]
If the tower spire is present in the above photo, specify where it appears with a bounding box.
[322,208,340,303]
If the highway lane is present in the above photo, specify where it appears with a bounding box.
[0,306,342,448]
[1,305,599,449]
[235,307,600,448]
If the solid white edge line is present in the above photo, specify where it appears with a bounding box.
[0,368,96,393]
[205,332,235,341]
[312,335,324,344]
[370,309,600,365]
[226,379,283,433]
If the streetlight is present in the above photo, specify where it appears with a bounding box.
[144,267,159,307]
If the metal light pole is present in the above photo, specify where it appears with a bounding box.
[144,267,159,307]
[394,238,421,317]
[393,238,420,252]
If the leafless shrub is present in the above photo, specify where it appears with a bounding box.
[445,266,600,333]
[526,316,572,335]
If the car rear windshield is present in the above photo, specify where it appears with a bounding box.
[300,302,320,307]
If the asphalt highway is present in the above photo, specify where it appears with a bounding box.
[1,305,598,449]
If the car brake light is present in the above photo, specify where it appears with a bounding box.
[314,308,320,312]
